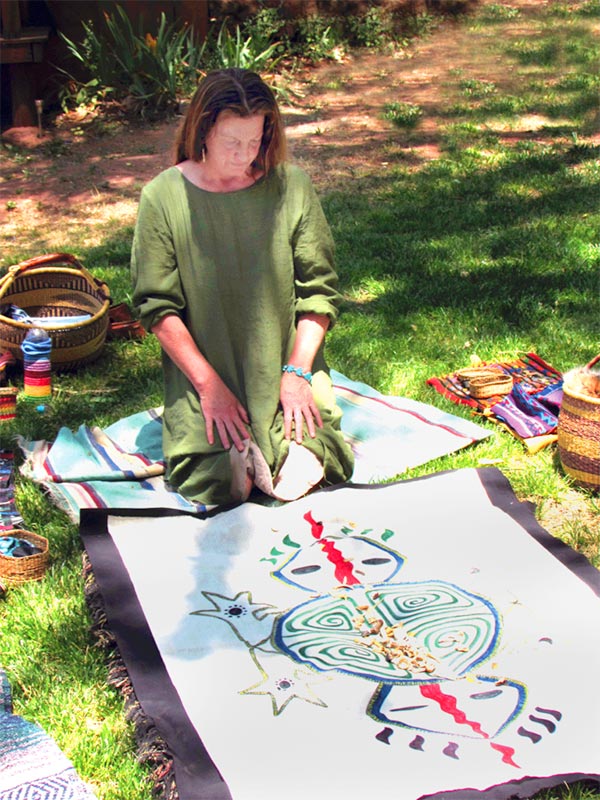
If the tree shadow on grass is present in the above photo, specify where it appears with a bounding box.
[324,140,599,388]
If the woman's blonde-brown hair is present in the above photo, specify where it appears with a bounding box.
[174,68,287,174]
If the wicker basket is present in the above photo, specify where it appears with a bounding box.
[469,373,513,399]
[0,530,49,585]
[557,355,600,493]
[0,253,111,370]
[457,367,513,399]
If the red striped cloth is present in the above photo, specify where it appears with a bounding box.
[0,389,18,423]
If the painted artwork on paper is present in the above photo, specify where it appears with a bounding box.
[191,507,560,770]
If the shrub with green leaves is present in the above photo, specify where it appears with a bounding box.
[383,101,423,129]
[206,19,283,73]
[459,78,497,98]
[241,7,285,52]
[287,15,346,63]
[479,4,521,22]
[348,7,392,49]
[401,11,438,39]
[58,5,205,118]
[573,0,600,16]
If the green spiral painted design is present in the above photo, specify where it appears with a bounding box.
[287,633,409,679]
[275,581,499,681]
[280,598,356,635]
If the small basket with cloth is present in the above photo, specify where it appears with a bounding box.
[0,529,49,585]
[0,253,111,370]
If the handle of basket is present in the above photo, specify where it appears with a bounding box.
[586,354,600,370]
[1,253,110,300]
[7,253,84,272]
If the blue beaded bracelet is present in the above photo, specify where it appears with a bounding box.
[282,364,312,384]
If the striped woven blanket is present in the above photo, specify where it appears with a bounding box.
[0,670,97,799]
[18,371,491,521]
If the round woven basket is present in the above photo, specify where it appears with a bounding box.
[557,355,600,493]
[0,253,111,371]
[0,530,49,585]
[468,373,513,399]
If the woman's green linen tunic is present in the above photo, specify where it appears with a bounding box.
[131,162,354,504]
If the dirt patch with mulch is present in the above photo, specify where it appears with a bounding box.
[1,0,584,253]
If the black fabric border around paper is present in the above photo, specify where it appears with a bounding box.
[477,467,600,597]
[79,467,600,800]
[81,507,233,800]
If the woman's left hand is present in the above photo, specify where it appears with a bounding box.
[280,372,323,443]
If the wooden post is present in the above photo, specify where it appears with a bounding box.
[0,0,22,37]
[180,0,209,42]
[9,65,36,126]
[1,0,50,127]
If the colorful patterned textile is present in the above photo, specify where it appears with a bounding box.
[18,373,491,521]
[80,468,600,800]
[0,670,97,800]
[533,382,563,413]
[0,351,17,381]
[0,389,18,423]
[21,330,52,399]
[490,382,563,440]
[427,353,563,451]
[0,536,42,557]
[427,353,562,411]
[8,305,91,328]
[0,452,23,531]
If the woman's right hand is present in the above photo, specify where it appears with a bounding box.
[152,314,250,451]
[197,372,250,451]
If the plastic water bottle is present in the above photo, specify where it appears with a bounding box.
[21,327,52,399]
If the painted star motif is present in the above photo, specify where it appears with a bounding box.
[190,590,278,647]
[241,649,330,715]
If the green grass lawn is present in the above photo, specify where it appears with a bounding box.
[0,2,599,798]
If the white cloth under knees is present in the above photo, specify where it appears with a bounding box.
[229,440,324,503]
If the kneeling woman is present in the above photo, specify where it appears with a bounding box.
[131,68,354,506]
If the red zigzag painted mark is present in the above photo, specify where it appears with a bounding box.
[419,684,520,768]
[420,684,488,737]
[303,511,360,586]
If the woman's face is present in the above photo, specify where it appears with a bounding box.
[205,111,265,178]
